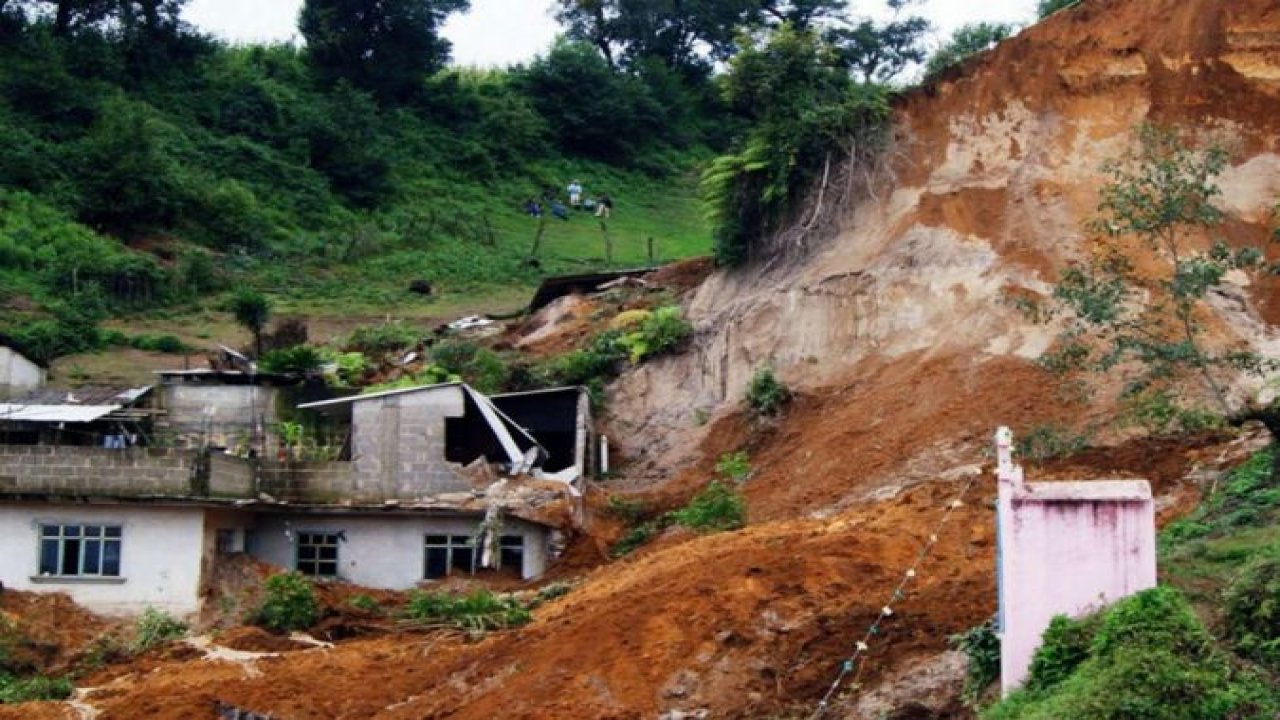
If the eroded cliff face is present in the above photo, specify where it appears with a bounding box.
[610,0,1280,486]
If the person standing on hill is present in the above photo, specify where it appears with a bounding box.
[594,193,613,219]
[567,180,583,208]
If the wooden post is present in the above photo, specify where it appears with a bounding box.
[527,214,548,261]
[647,237,655,266]
[600,221,612,266]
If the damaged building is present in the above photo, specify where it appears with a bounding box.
[0,380,592,616]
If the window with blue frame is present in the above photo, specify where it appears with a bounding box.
[38,524,122,577]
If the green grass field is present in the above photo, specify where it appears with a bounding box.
[249,160,711,316]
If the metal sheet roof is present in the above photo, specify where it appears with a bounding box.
[0,404,121,423]
[8,385,152,406]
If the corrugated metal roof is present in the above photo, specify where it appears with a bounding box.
[297,382,460,410]
[0,404,121,422]
[9,385,152,406]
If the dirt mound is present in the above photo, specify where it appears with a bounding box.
[211,627,314,653]
[0,590,119,675]
[12,2,1280,718]
[59,479,992,719]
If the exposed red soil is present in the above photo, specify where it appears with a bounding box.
[0,590,119,676]
[211,627,316,654]
[6,1,1280,718]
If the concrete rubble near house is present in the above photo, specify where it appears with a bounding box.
[0,376,593,617]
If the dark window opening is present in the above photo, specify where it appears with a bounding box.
[38,524,122,577]
[424,534,475,579]
[296,531,341,577]
[500,535,524,573]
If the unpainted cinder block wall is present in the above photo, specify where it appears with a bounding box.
[350,386,472,499]
[0,446,198,497]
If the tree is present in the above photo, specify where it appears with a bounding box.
[230,288,272,358]
[1037,0,1082,19]
[299,0,469,103]
[827,0,929,85]
[513,39,665,161]
[1038,125,1278,463]
[757,0,846,30]
[701,24,889,264]
[553,0,762,76]
[923,21,1016,80]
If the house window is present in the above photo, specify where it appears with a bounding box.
[424,535,474,579]
[500,535,524,573]
[38,524,122,577]
[296,531,340,577]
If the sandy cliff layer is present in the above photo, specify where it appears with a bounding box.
[609,0,1280,498]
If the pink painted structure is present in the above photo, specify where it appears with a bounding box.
[994,427,1156,693]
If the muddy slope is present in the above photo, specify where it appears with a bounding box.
[609,0,1280,494]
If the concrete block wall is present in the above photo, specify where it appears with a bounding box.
[350,386,471,499]
[158,384,285,448]
[258,461,356,503]
[207,453,256,498]
[0,446,198,497]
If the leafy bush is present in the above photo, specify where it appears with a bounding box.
[403,589,531,634]
[321,350,370,387]
[715,451,752,483]
[0,673,72,703]
[254,573,319,633]
[949,618,1000,705]
[613,305,692,364]
[1223,542,1280,670]
[346,594,381,613]
[430,340,510,394]
[129,333,188,354]
[346,321,423,355]
[611,520,667,557]
[1015,424,1092,462]
[1161,449,1279,548]
[670,480,747,533]
[1024,613,1101,692]
[984,587,1278,720]
[131,607,187,652]
[258,345,325,374]
[604,495,649,525]
[1122,390,1223,437]
[746,366,790,417]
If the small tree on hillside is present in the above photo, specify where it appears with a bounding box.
[230,288,272,359]
[923,21,1017,80]
[1040,124,1279,465]
[1037,0,1083,20]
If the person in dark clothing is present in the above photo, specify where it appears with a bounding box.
[524,199,542,217]
[551,201,569,220]
[594,194,613,219]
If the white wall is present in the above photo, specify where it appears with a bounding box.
[252,513,549,589]
[0,504,207,617]
[0,347,45,393]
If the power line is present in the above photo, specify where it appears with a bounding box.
[808,469,986,720]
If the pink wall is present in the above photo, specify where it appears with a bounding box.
[994,428,1156,693]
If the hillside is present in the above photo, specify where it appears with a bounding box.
[2,0,1280,718]
[0,16,712,371]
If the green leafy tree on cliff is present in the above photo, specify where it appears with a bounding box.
[1039,125,1280,473]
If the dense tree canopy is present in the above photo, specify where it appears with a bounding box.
[299,0,469,102]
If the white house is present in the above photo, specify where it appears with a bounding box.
[0,382,591,616]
